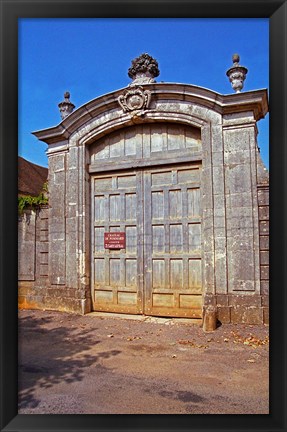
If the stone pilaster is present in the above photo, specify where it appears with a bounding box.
[211,124,228,295]
[201,124,215,300]
[223,112,261,296]
[48,151,67,286]
[64,135,92,314]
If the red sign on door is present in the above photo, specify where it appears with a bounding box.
[104,232,126,249]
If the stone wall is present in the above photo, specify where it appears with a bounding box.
[214,182,269,325]
[18,204,91,314]
[18,206,49,309]
[258,184,269,324]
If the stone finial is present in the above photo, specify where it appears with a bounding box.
[226,54,248,93]
[58,91,75,120]
[128,53,160,85]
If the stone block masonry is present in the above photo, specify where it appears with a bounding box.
[18,206,90,314]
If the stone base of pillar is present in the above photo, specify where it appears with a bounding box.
[202,305,217,332]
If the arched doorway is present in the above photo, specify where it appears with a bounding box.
[90,122,203,318]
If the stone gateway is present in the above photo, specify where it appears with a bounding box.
[19,54,269,327]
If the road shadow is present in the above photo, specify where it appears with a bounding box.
[18,313,121,410]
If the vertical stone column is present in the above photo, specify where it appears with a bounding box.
[48,151,67,286]
[46,135,91,314]
[211,124,229,321]
[201,124,216,305]
[223,112,261,323]
[65,136,91,314]
[65,144,79,290]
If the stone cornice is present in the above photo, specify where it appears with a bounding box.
[32,83,268,145]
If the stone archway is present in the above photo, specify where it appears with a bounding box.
[32,69,268,324]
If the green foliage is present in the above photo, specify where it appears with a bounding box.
[18,193,48,215]
[42,181,48,192]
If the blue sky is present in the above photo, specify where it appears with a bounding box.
[19,18,269,168]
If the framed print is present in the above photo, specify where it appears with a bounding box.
[1,0,286,431]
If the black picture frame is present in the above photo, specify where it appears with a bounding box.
[1,1,286,431]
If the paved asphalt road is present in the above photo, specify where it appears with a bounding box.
[18,309,269,414]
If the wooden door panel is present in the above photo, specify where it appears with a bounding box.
[92,164,202,318]
[144,164,202,318]
[91,171,143,314]
[188,259,202,293]
[90,123,202,169]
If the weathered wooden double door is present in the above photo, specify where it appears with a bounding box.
[91,163,203,318]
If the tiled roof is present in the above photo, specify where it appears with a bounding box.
[18,156,48,196]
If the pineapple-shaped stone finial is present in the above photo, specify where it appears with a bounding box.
[58,91,75,120]
[226,54,248,93]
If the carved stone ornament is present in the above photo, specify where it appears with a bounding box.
[226,54,248,93]
[128,53,160,85]
[58,91,75,120]
[118,86,151,113]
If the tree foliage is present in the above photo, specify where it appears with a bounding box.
[18,182,48,214]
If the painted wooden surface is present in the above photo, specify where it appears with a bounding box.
[143,165,202,318]
[91,171,144,314]
[89,123,202,173]
[91,124,202,317]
